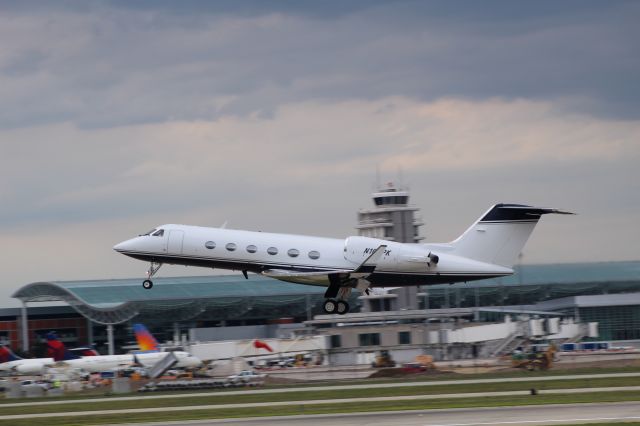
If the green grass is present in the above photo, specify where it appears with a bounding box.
[1,390,640,426]
[1,375,639,416]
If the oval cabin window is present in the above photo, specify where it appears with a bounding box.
[267,247,278,255]
[246,245,257,253]
[205,241,216,249]
[225,243,237,251]
[287,248,299,258]
[308,250,320,260]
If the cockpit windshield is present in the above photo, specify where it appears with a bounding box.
[139,228,165,237]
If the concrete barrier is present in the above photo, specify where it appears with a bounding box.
[112,377,131,394]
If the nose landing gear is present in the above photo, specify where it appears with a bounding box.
[142,262,163,289]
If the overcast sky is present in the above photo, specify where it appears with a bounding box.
[1,1,639,307]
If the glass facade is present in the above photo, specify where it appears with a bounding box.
[579,306,640,341]
[419,280,640,310]
[12,261,640,340]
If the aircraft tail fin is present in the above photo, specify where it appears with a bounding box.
[253,339,274,352]
[0,345,22,362]
[133,324,160,352]
[449,204,574,268]
[46,331,81,361]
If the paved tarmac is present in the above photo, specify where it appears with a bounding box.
[103,402,640,426]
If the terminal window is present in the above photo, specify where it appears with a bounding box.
[358,333,380,346]
[330,335,341,348]
[398,331,411,345]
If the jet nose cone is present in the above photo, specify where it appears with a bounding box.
[113,239,132,252]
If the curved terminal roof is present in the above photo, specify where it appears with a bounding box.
[12,261,640,325]
[423,261,640,309]
[13,275,328,325]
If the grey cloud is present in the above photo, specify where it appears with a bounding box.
[0,1,639,129]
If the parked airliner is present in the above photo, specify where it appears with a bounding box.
[60,350,201,373]
[114,204,572,315]
[0,346,52,375]
[0,330,201,375]
[57,329,202,373]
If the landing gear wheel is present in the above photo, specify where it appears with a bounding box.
[323,299,337,314]
[143,262,162,290]
[336,300,350,315]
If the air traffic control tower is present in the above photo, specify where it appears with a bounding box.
[356,183,424,310]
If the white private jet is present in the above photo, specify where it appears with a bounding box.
[114,203,573,315]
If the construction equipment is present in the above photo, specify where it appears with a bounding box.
[511,345,556,370]
[371,350,396,368]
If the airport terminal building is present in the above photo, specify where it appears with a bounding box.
[2,261,639,358]
[2,188,639,360]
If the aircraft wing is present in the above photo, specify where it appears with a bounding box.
[261,269,351,285]
[261,244,387,286]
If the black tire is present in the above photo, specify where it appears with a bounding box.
[142,279,153,289]
[336,300,349,315]
[323,299,337,314]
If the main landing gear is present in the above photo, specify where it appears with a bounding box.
[142,262,163,289]
[323,299,350,315]
[323,276,352,315]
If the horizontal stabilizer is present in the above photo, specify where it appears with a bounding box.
[479,204,575,222]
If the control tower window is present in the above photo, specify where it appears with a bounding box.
[308,250,320,260]
[226,243,237,251]
[152,229,164,237]
[287,248,299,258]
[374,196,408,205]
[267,247,278,255]
[246,245,257,253]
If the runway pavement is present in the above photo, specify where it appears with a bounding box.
[103,402,640,426]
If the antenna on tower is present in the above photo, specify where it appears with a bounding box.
[398,166,404,190]
[375,165,381,191]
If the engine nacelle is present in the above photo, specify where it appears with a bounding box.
[343,236,394,266]
[343,236,438,272]
[395,246,437,272]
